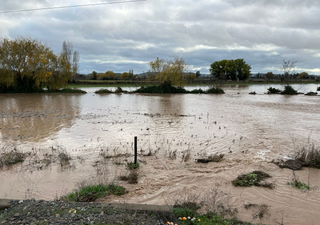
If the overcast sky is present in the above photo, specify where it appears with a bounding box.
[1,0,320,75]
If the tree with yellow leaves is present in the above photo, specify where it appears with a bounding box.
[0,37,72,92]
[148,57,188,88]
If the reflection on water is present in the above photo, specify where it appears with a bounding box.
[0,84,320,225]
[0,94,80,143]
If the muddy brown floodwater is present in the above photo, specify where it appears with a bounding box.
[0,84,320,225]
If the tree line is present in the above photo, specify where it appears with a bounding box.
[0,37,79,93]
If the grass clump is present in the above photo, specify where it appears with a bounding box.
[0,149,26,168]
[127,162,140,170]
[267,87,281,94]
[232,171,274,189]
[95,88,112,94]
[294,144,320,169]
[281,85,298,95]
[173,203,253,225]
[60,183,127,202]
[305,91,317,96]
[288,181,311,191]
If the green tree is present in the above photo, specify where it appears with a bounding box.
[148,57,188,88]
[0,37,72,93]
[196,71,201,78]
[265,72,275,80]
[210,59,251,81]
[92,71,98,80]
[297,72,309,79]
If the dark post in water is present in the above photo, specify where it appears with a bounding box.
[134,136,137,164]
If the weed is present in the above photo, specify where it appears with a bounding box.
[232,171,274,189]
[249,91,256,95]
[58,151,71,166]
[281,85,298,95]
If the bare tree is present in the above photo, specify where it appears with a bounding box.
[72,50,80,76]
[281,60,297,85]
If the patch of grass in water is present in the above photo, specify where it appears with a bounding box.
[0,149,26,168]
[57,88,87,93]
[95,88,113,94]
[232,171,274,189]
[287,181,311,191]
[60,184,127,202]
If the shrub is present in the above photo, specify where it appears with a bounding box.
[190,89,205,94]
[232,171,274,189]
[281,85,297,95]
[305,92,317,96]
[317,86,320,91]
[57,88,87,93]
[95,88,112,94]
[249,91,256,95]
[267,87,281,94]
[206,87,224,94]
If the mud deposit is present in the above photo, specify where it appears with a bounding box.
[0,85,320,224]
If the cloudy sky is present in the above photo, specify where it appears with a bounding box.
[1,0,320,75]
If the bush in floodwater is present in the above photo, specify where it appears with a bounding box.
[190,89,205,94]
[60,183,127,202]
[95,88,112,94]
[317,86,320,91]
[57,88,87,93]
[267,87,281,94]
[305,92,317,96]
[115,87,126,93]
[249,91,256,95]
[0,149,26,168]
[206,87,224,94]
[281,85,298,95]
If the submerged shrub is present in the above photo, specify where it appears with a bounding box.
[206,87,224,94]
[57,88,87,93]
[95,88,112,94]
[0,149,26,168]
[281,85,298,95]
[267,87,281,94]
[305,92,317,96]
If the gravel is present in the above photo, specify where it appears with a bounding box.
[0,199,175,225]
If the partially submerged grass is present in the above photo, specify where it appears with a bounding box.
[232,171,274,189]
[244,203,270,220]
[127,162,140,170]
[60,183,127,202]
[294,143,320,168]
[0,149,26,168]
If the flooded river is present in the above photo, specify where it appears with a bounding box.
[0,84,320,224]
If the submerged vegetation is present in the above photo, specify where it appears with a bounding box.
[60,183,127,202]
[0,149,26,168]
[232,171,274,189]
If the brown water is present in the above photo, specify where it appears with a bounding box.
[0,85,320,224]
